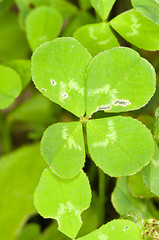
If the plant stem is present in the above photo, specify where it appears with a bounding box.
[98,169,106,225]
[0,111,12,154]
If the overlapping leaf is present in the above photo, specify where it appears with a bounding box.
[142,142,159,197]
[41,121,85,179]
[74,22,120,56]
[90,0,116,20]
[77,219,142,240]
[131,0,159,25]
[31,38,92,117]
[110,9,159,51]
[34,168,91,239]
[87,116,154,177]
[26,6,63,51]
[0,65,22,109]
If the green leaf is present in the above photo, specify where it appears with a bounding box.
[111,177,154,219]
[110,9,159,51]
[0,65,22,109]
[0,144,46,240]
[87,116,154,177]
[37,222,69,240]
[142,142,159,197]
[131,0,159,25]
[128,172,155,198]
[90,0,116,20]
[34,168,92,239]
[0,12,29,61]
[26,6,63,51]
[86,47,156,117]
[0,0,14,15]
[77,219,142,240]
[31,37,92,117]
[7,93,60,125]
[78,0,92,10]
[18,223,41,240]
[41,121,85,179]
[62,11,95,37]
[73,22,120,56]
[3,59,31,89]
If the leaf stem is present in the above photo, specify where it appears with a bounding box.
[0,111,12,154]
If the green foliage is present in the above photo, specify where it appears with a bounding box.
[110,9,159,51]
[77,219,143,240]
[0,144,46,240]
[131,0,159,25]
[0,65,22,109]
[90,0,116,20]
[26,6,63,51]
[74,22,120,56]
[1,1,159,240]
[34,169,91,238]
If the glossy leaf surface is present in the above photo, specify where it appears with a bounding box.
[0,144,46,240]
[142,143,159,197]
[34,168,91,239]
[131,0,159,25]
[3,59,31,89]
[87,116,154,177]
[110,9,159,51]
[74,22,120,56]
[32,38,92,117]
[86,47,156,116]
[112,177,154,219]
[0,65,22,109]
[77,219,142,240]
[41,121,85,179]
[26,6,63,51]
[90,0,116,20]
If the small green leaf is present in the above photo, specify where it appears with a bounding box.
[31,38,92,117]
[26,6,63,51]
[87,116,154,177]
[131,0,159,25]
[90,0,116,20]
[0,65,22,109]
[128,172,155,198]
[78,0,92,10]
[142,142,159,197]
[0,144,46,240]
[86,47,156,117]
[3,59,31,89]
[41,121,85,179]
[112,177,154,219]
[62,11,95,37]
[0,12,29,61]
[110,9,159,51]
[77,219,142,240]
[73,22,120,56]
[34,168,92,239]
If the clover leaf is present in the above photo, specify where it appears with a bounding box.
[32,37,155,179]
[77,219,143,240]
[34,168,91,239]
[110,9,159,51]
[131,0,159,25]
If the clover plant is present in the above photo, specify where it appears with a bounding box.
[1,0,159,240]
